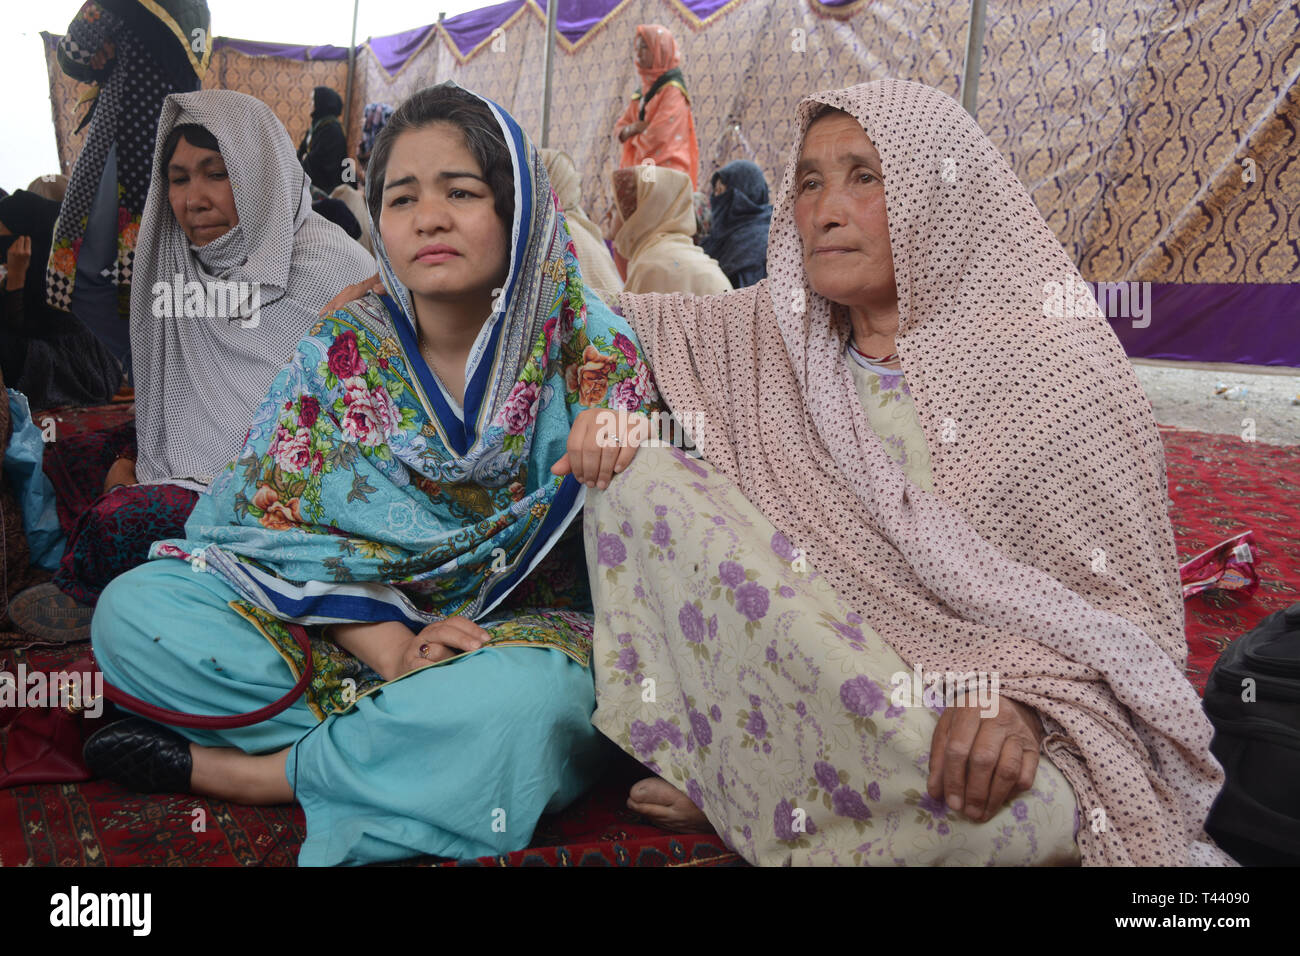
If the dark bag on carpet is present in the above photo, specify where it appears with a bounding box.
[0,655,110,786]
[1202,601,1300,865]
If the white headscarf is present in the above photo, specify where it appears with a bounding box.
[613,165,730,296]
[621,79,1230,865]
[131,89,375,486]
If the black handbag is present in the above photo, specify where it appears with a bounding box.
[1202,601,1300,865]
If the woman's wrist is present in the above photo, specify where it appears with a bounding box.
[329,619,413,680]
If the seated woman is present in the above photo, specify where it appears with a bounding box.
[540,148,623,305]
[9,89,375,641]
[700,160,771,289]
[1,188,123,408]
[84,82,656,866]
[587,79,1233,865]
[609,166,731,296]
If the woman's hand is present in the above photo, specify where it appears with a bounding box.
[387,616,490,680]
[618,120,648,143]
[552,408,647,490]
[926,695,1044,823]
[103,457,137,495]
[319,273,383,316]
[5,236,31,291]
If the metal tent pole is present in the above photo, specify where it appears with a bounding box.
[541,0,558,147]
[344,0,360,152]
[959,0,987,119]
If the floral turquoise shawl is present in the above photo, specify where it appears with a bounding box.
[153,87,659,630]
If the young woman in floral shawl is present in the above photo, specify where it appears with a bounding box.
[85,83,659,866]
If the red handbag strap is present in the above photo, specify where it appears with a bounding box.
[97,623,315,730]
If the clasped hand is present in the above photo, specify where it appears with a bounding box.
[387,616,490,681]
[618,120,648,143]
[926,696,1045,823]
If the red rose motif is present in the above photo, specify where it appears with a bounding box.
[299,395,320,428]
[327,330,366,379]
[612,332,638,365]
[501,381,540,436]
[272,427,315,473]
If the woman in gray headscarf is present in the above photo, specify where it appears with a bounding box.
[10,89,375,642]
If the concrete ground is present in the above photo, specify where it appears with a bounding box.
[1130,362,1300,447]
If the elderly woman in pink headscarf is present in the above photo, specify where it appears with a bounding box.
[614,24,699,188]
[586,79,1233,866]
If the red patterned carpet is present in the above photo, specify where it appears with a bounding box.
[0,409,1295,866]
[1159,427,1300,693]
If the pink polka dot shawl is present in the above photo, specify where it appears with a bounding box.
[619,79,1231,866]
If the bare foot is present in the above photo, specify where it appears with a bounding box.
[627,777,714,833]
[190,743,294,805]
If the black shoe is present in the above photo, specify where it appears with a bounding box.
[8,583,92,643]
[83,717,193,793]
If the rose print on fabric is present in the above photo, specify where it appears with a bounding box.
[626,718,685,759]
[565,343,618,407]
[327,329,367,380]
[643,506,676,561]
[501,380,541,437]
[707,557,769,635]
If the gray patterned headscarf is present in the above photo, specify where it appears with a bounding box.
[131,89,376,486]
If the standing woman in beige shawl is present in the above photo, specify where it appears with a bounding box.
[586,79,1232,866]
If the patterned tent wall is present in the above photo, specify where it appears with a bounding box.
[971,0,1297,366]
[203,48,354,158]
[975,1,1298,292]
[353,0,972,246]
[43,0,1299,364]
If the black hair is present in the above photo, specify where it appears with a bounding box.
[159,123,221,172]
[365,83,514,230]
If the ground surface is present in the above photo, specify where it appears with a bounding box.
[1132,363,1300,446]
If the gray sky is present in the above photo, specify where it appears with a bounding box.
[1,0,492,190]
